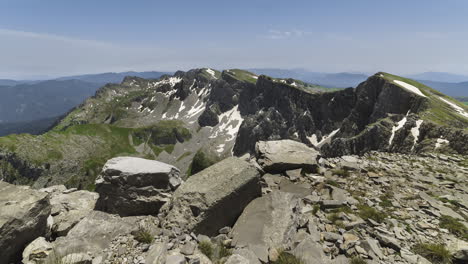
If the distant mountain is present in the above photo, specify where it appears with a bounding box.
[249,69,369,88]
[417,80,468,97]
[56,71,171,84]
[0,116,60,137]
[0,79,21,86]
[0,71,171,136]
[407,72,468,83]
[0,79,101,124]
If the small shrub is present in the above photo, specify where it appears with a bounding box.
[327,213,341,223]
[199,241,214,260]
[133,227,154,244]
[439,215,468,240]
[413,243,452,264]
[350,256,367,264]
[379,192,394,208]
[273,250,304,264]
[332,168,350,177]
[217,243,232,260]
[325,179,339,187]
[357,205,386,223]
[312,204,320,215]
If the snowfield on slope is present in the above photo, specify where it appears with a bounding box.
[389,115,408,145]
[209,105,244,141]
[438,97,468,118]
[393,80,427,98]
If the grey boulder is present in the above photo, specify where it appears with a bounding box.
[161,157,261,236]
[255,140,320,173]
[44,188,99,237]
[231,191,299,262]
[95,156,182,216]
[0,181,51,264]
[49,211,138,260]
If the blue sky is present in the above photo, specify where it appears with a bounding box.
[1,0,467,79]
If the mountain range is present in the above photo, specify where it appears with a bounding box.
[0,71,170,136]
[0,70,467,138]
[0,68,466,190]
[1,68,467,264]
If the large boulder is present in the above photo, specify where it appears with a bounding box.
[0,181,51,264]
[231,191,299,262]
[41,187,99,237]
[49,211,138,260]
[161,157,261,235]
[255,140,320,173]
[95,156,182,216]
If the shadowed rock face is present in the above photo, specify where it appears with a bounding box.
[94,157,182,216]
[160,157,262,236]
[0,182,51,264]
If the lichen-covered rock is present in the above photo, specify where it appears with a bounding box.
[0,181,51,264]
[95,156,182,216]
[161,157,261,235]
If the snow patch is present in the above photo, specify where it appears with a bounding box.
[178,101,186,112]
[438,97,468,118]
[435,137,449,149]
[186,99,206,119]
[388,115,408,145]
[393,80,427,97]
[291,82,297,87]
[410,120,424,151]
[308,129,340,147]
[210,105,244,141]
[206,69,217,79]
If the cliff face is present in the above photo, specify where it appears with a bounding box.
[0,69,466,188]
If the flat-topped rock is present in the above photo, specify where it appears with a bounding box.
[161,157,261,236]
[255,140,320,173]
[0,181,51,264]
[95,156,182,216]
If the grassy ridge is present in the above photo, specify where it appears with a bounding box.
[0,121,191,189]
[379,72,468,128]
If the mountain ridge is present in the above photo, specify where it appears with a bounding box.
[0,68,466,190]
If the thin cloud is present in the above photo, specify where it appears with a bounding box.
[264,29,310,39]
[0,28,114,48]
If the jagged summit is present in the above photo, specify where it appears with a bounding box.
[0,68,466,189]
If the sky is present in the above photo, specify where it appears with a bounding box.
[1,0,468,79]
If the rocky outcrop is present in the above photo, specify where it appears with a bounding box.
[48,211,138,261]
[255,139,320,173]
[0,181,51,264]
[231,191,300,262]
[161,157,261,235]
[41,185,99,237]
[95,157,182,216]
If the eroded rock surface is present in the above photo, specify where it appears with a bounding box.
[0,181,51,264]
[161,157,261,235]
[95,156,182,216]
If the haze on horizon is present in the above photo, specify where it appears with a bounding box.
[1,0,467,79]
